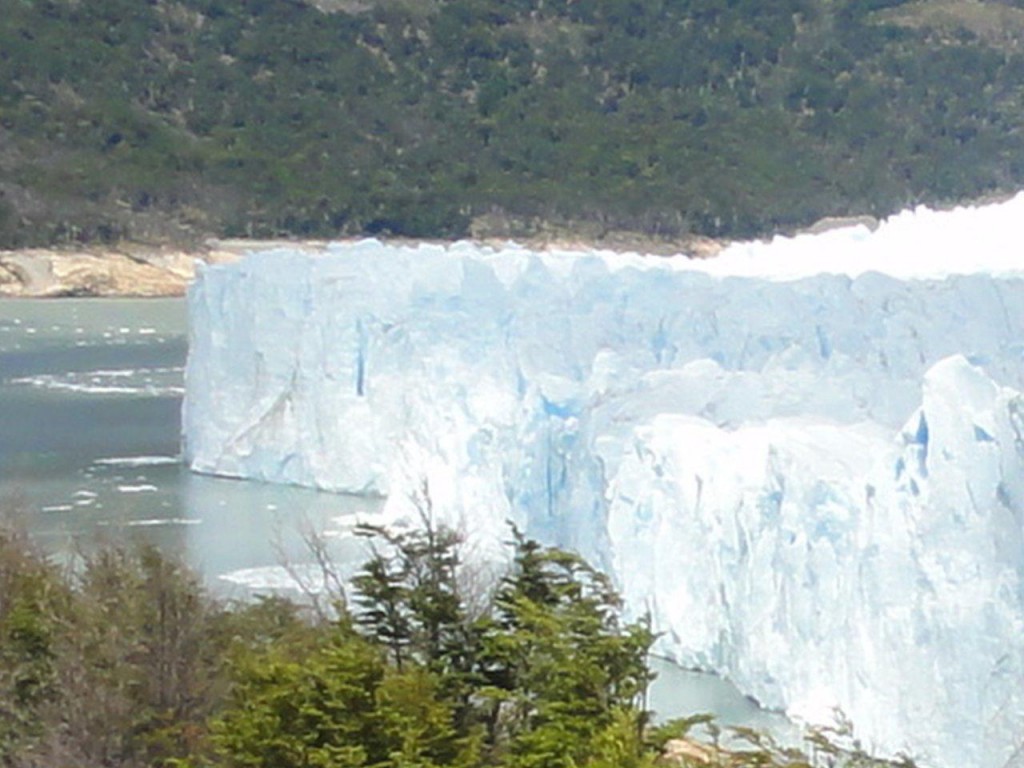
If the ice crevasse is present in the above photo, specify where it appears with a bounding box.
[184,196,1024,768]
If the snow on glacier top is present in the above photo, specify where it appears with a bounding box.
[403,191,1024,281]
[701,192,1024,279]
[211,191,1024,285]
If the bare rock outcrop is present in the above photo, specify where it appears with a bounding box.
[0,240,321,298]
[0,248,199,297]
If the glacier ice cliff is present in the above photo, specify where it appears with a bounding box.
[184,198,1024,768]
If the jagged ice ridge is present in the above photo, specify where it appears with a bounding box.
[184,196,1024,768]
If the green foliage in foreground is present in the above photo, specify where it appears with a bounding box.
[0,520,911,768]
[3,0,1024,248]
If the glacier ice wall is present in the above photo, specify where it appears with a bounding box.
[184,199,1024,768]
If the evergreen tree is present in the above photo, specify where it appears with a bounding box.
[352,513,481,736]
[211,623,477,768]
[477,527,655,767]
[352,516,469,676]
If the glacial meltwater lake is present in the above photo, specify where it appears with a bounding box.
[0,296,794,737]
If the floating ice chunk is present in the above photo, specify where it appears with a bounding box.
[219,564,331,593]
[94,456,180,467]
[124,518,201,527]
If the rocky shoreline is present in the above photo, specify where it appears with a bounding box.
[0,248,201,298]
[0,240,330,298]
[0,235,725,298]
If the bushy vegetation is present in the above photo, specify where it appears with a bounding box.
[2,0,1024,248]
[0,519,910,768]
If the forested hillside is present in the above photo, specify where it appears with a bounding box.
[3,0,1024,247]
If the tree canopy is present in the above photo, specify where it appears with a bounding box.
[0,517,915,768]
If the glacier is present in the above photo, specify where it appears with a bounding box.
[184,196,1024,768]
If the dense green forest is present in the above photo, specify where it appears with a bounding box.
[0,520,908,768]
[3,0,1024,247]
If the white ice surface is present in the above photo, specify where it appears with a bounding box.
[184,195,1024,768]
